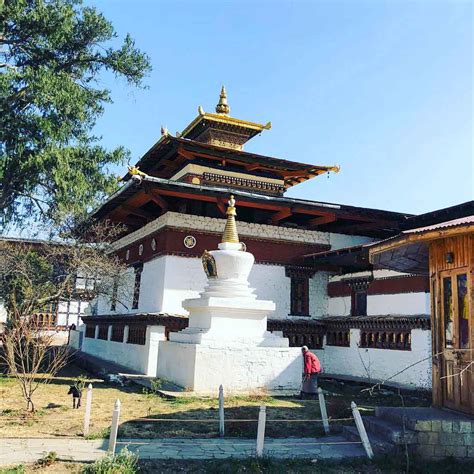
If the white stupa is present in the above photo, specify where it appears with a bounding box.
[157,196,301,394]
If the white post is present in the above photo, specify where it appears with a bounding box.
[83,383,93,437]
[108,399,121,453]
[256,405,266,458]
[351,401,373,459]
[218,385,225,438]
[318,387,330,435]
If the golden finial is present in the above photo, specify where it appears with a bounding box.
[221,195,239,244]
[215,85,230,115]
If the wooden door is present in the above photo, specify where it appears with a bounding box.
[440,269,473,414]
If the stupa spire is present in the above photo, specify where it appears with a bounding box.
[221,195,239,244]
[215,85,230,115]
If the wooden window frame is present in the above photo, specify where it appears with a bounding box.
[290,276,310,317]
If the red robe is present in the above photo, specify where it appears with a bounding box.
[304,351,321,375]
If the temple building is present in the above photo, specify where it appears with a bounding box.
[74,88,472,392]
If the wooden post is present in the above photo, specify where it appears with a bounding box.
[318,387,330,435]
[83,383,93,437]
[218,385,225,438]
[108,399,121,453]
[256,405,266,458]
[351,401,373,459]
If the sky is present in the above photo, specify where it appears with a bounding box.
[87,0,472,215]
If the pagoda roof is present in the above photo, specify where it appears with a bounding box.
[124,135,339,187]
[91,176,410,238]
[180,111,271,142]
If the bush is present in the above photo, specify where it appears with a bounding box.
[81,448,138,474]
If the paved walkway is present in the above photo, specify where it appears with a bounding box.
[0,437,366,465]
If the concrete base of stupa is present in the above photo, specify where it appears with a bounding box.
[157,340,302,394]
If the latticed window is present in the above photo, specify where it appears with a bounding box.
[326,330,350,347]
[127,325,146,345]
[85,324,96,338]
[111,325,125,342]
[97,324,109,340]
[290,277,309,316]
[360,330,411,350]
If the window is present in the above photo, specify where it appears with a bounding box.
[351,289,367,316]
[111,325,125,342]
[290,277,309,316]
[326,330,350,347]
[346,278,371,316]
[360,330,411,350]
[85,325,96,338]
[97,324,109,340]
[127,325,146,345]
[132,264,143,310]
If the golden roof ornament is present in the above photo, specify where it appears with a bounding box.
[215,85,230,115]
[221,195,239,244]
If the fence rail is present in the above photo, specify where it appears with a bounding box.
[107,386,373,460]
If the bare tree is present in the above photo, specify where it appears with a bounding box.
[0,220,128,412]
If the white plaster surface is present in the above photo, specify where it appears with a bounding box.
[314,328,432,389]
[157,342,302,393]
[81,325,165,375]
[69,329,82,350]
[367,293,430,316]
[328,296,351,316]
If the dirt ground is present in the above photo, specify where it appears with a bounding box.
[0,364,431,439]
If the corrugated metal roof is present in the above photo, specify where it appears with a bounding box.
[404,215,474,234]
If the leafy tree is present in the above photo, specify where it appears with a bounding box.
[0,0,151,227]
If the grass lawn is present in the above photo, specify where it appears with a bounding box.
[0,363,430,439]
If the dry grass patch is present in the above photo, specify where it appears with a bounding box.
[0,364,430,440]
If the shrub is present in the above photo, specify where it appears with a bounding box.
[35,451,57,468]
[81,448,138,474]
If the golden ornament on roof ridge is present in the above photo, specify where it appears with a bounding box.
[215,85,230,115]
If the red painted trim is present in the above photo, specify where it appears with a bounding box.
[328,275,430,297]
[116,227,330,266]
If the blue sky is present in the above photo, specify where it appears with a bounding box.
[89,0,472,215]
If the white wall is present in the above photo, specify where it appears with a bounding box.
[81,325,165,375]
[328,296,351,316]
[160,256,207,315]
[248,265,289,319]
[367,293,430,316]
[157,341,302,393]
[314,328,432,389]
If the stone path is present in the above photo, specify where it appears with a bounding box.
[0,436,367,465]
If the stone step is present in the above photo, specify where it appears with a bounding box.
[342,425,394,454]
[363,416,417,445]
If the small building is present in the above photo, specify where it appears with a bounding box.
[0,237,92,338]
[370,206,473,415]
